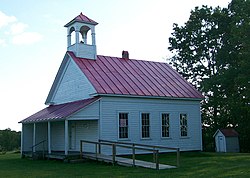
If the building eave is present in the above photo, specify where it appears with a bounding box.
[90,93,203,101]
[45,53,71,105]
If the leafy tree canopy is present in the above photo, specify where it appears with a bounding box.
[168,0,250,152]
[0,128,21,152]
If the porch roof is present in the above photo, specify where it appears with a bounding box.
[19,97,100,123]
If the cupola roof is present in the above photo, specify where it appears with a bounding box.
[64,12,98,27]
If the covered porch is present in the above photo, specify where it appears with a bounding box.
[21,120,99,157]
[19,97,100,158]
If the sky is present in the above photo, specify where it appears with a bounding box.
[0,0,231,131]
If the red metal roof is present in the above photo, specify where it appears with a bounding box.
[220,128,239,137]
[68,52,203,99]
[64,12,98,27]
[19,97,99,123]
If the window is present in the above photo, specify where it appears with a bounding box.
[162,113,170,138]
[180,114,188,137]
[141,113,150,138]
[119,113,128,139]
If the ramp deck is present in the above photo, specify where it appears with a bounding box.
[82,153,176,170]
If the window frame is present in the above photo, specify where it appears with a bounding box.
[141,113,150,139]
[161,113,170,138]
[118,112,129,140]
[180,113,188,137]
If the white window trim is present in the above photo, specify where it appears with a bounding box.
[180,113,189,138]
[117,112,130,140]
[140,112,151,140]
[160,112,171,139]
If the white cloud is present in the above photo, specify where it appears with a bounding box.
[0,11,42,45]
[12,32,43,45]
[0,11,16,28]
[0,38,6,46]
[10,22,28,35]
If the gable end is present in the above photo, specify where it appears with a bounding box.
[45,53,96,105]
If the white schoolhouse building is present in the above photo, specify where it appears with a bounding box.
[19,13,203,156]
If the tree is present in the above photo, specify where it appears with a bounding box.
[0,128,21,152]
[168,0,250,152]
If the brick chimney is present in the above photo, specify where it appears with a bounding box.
[122,51,129,59]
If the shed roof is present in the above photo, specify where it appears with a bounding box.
[214,128,239,137]
[220,128,239,137]
[19,97,99,123]
[68,51,203,99]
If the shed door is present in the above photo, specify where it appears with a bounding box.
[218,136,225,152]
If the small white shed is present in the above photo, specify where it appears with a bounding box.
[213,128,240,152]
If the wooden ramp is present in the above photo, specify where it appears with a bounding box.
[82,153,176,170]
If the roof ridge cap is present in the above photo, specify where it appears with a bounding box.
[96,54,168,64]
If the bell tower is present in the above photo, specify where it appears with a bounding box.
[64,13,98,60]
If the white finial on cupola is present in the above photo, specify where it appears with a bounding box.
[64,13,98,60]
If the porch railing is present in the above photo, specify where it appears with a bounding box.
[30,140,46,159]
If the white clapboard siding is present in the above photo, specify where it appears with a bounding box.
[70,100,100,120]
[50,58,96,104]
[100,96,202,154]
[35,123,48,151]
[69,120,99,152]
[51,121,65,151]
[226,137,239,152]
[23,124,33,151]
[50,120,99,152]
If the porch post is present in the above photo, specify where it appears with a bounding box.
[64,120,68,155]
[33,123,36,152]
[48,122,51,154]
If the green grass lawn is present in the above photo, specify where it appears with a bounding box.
[0,152,249,178]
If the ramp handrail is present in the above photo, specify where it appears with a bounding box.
[80,139,180,169]
[99,139,180,167]
[99,139,179,150]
